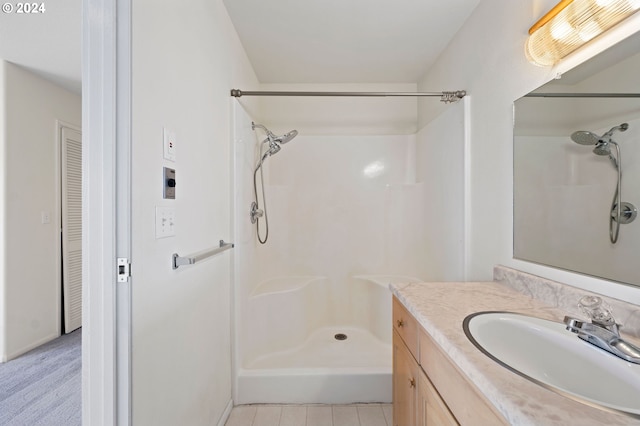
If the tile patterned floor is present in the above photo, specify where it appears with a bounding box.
[225,404,392,426]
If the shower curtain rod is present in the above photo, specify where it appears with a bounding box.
[525,93,640,98]
[230,89,466,102]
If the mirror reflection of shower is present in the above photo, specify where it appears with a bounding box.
[570,123,637,244]
[250,122,298,244]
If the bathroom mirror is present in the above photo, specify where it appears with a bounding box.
[514,31,640,286]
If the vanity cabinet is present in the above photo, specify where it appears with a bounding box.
[417,369,458,426]
[393,331,419,426]
[393,298,458,426]
[393,297,506,426]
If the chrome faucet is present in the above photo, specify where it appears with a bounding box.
[564,296,640,364]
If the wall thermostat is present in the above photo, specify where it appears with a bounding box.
[163,167,176,199]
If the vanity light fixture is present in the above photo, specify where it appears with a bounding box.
[526,0,640,66]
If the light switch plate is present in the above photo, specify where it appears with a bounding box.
[155,206,176,238]
[163,127,176,162]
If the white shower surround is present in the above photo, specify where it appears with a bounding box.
[231,102,427,404]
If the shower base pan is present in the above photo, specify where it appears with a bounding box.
[236,326,391,404]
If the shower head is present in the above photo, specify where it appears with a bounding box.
[267,143,281,156]
[594,141,620,170]
[571,125,627,170]
[275,129,298,144]
[254,144,281,172]
[571,123,628,147]
[571,130,600,146]
[571,123,628,157]
[601,123,629,139]
[593,123,628,156]
[593,141,614,156]
[252,122,298,146]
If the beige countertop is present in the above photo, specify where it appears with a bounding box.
[390,279,640,426]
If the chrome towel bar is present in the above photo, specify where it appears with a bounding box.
[172,240,234,270]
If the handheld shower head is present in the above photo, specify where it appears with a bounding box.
[601,123,629,139]
[594,123,627,157]
[267,143,281,156]
[593,141,615,156]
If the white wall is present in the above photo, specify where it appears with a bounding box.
[418,0,640,303]
[416,98,467,281]
[0,61,81,362]
[130,1,259,424]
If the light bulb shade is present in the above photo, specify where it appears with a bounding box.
[526,0,640,66]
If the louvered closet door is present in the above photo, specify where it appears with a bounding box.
[62,127,82,333]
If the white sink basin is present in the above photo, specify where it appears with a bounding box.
[463,312,640,417]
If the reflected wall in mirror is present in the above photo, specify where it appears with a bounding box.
[514,31,640,286]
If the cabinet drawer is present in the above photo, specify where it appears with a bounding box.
[393,297,419,359]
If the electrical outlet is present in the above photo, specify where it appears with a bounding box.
[41,211,50,224]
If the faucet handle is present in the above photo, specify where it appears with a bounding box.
[578,296,615,327]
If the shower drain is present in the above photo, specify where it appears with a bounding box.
[334,333,348,341]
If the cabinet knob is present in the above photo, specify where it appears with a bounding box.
[396,319,404,328]
[409,378,416,388]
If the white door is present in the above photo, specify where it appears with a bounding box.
[61,126,83,333]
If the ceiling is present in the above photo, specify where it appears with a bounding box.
[223,0,480,83]
[0,0,480,93]
[0,0,81,93]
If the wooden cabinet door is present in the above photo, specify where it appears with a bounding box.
[393,331,418,426]
[417,369,458,426]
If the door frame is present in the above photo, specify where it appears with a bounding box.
[82,0,132,424]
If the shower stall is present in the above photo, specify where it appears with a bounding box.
[231,90,468,404]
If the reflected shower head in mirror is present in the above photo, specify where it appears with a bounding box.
[593,141,615,157]
[593,123,628,157]
[571,123,627,167]
[568,123,635,244]
[570,130,600,146]
[602,123,629,139]
[570,123,628,148]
